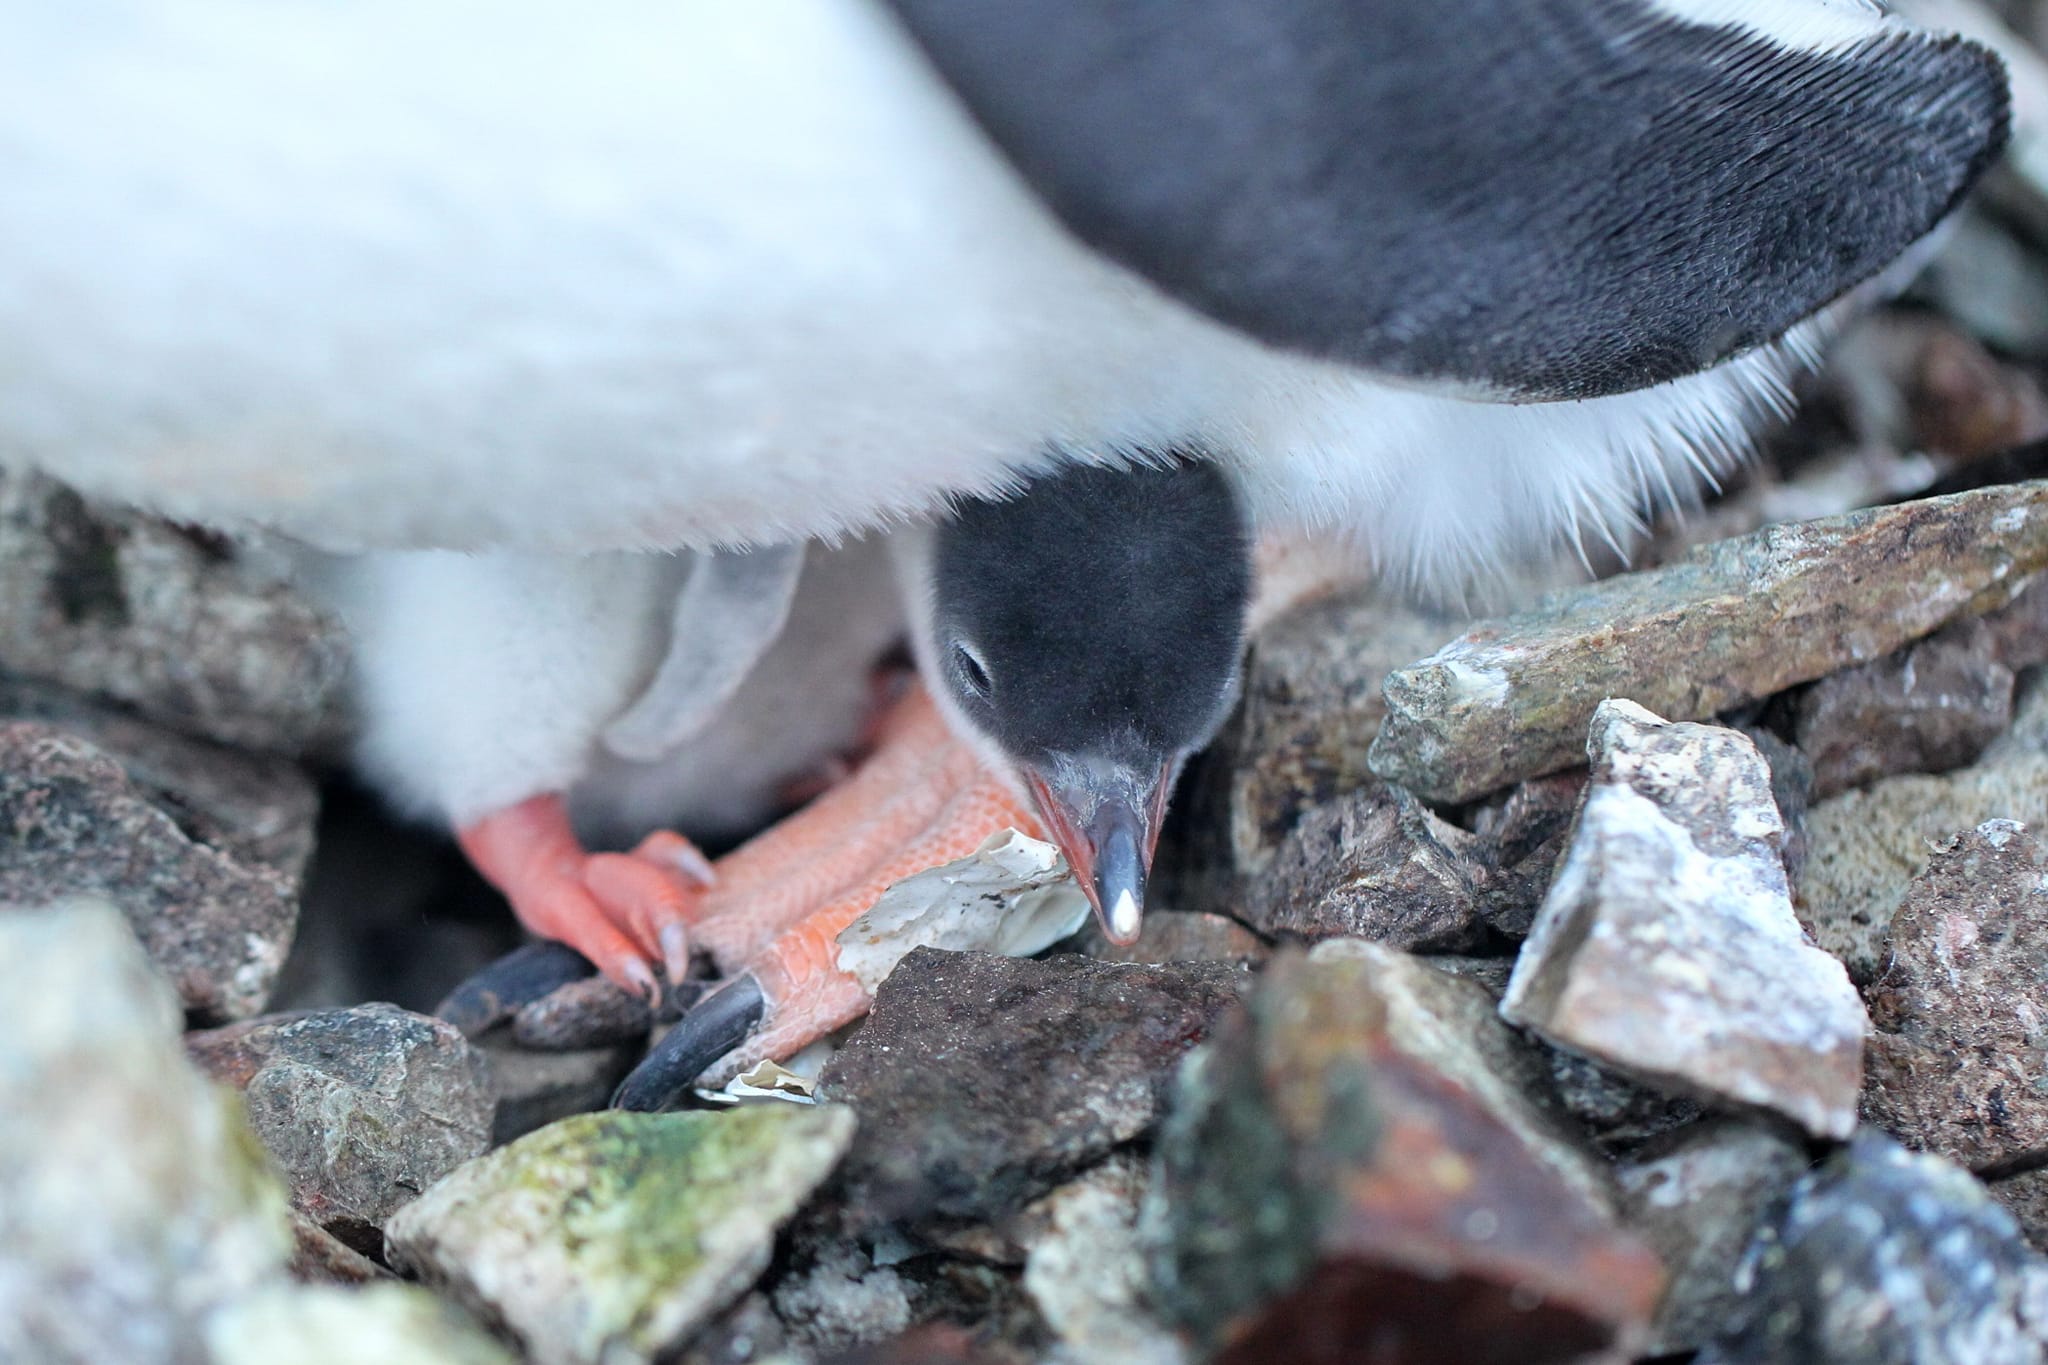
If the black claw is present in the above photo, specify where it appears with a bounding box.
[435,941,596,1037]
[611,974,767,1112]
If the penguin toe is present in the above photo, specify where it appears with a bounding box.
[605,682,1042,1106]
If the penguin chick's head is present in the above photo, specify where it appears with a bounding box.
[928,457,1250,944]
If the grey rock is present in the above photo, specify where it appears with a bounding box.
[386,1106,856,1365]
[1244,784,1487,951]
[1078,909,1269,967]
[0,900,292,1364]
[1015,1157,1184,1365]
[0,674,320,876]
[1698,1134,2048,1365]
[1145,946,1661,1364]
[0,723,298,1020]
[1863,822,2048,1170]
[1616,1119,1811,1356]
[205,1283,515,1365]
[478,1036,638,1146]
[0,468,347,753]
[187,1003,493,1254]
[1799,676,2048,983]
[817,949,1245,1228]
[1503,702,1867,1139]
[771,1241,914,1358]
[1372,481,2048,803]
[1795,617,2015,799]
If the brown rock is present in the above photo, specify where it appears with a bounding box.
[1244,785,1486,950]
[817,949,1246,1228]
[0,724,299,1020]
[1795,617,2015,799]
[1864,821,2048,1172]
[1503,703,1867,1139]
[0,469,346,753]
[1371,480,2048,804]
[1146,948,1661,1364]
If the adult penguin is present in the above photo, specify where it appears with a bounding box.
[0,1,2009,1089]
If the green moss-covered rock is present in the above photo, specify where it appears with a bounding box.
[385,1106,856,1365]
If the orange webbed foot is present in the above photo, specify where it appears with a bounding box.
[613,683,1041,1109]
[457,795,715,998]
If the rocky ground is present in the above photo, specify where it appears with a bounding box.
[17,8,2048,1365]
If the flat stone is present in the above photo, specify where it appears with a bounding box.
[1016,1157,1185,1365]
[0,724,300,1020]
[1863,821,2048,1171]
[1615,1119,1811,1356]
[1244,785,1486,951]
[1146,946,1660,1364]
[187,1003,494,1254]
[0,468,347,753]
[1079,909,1269,967]
[817,949,1245,1228]
[479,1036,639,1146]
[1503,702,1866,1139]
[1698,1134,2048,1364]
[1174,589,1461,899]
[1795,617,2015,799]
[205,1283,515,1365]
[1799,679,2048,983]
[386,1106,855,1365]
[1371,481,2048,803]
[0,674,320,876]
[0,900,293,1363]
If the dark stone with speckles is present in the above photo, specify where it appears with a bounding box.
[1698,1135,2048,1365]
[0,469,346,753]
[1245,784,1487,951]
[0,723,301,1021]
[817,949,1245,1228]
[187,1003,492,1256]
[1863,821,2048,1173]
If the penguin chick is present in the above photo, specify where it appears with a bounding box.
[614,461,1254,1104]
[907,458,1250,942]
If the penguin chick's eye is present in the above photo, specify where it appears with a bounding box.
[952,641,992,699]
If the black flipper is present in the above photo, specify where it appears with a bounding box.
[888,0,2008,399]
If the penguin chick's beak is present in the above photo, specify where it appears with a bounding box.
[1024,757,1174,946]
